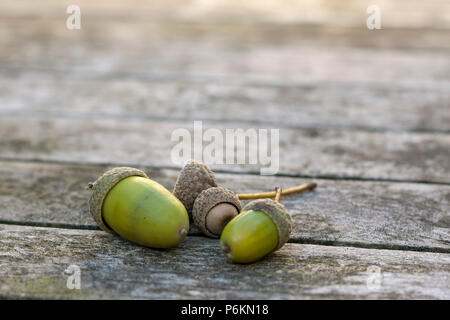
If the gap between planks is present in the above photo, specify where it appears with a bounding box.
[0,219,448,255]
[0,159,448,254]
[1,157,449,187]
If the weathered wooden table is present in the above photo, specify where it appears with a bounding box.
[0,0,449,299]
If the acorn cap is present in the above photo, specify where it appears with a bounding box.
[242,199,292,250]
[192,187,242,238]
[88,167,148,234]
[172,160,217,217]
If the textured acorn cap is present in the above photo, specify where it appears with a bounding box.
[88,167,148,234]
[242,199,292,250]
[192,187,242,238]
[172,160,217,218]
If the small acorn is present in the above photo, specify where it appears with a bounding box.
[172,160,218,217]
[192,187,242,238]
[220,187,292,264]
[88,167,189,249]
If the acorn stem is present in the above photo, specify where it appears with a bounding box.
[237,182,317,200]
[274,187,282,202]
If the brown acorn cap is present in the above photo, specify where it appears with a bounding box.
[88,167,148,234]
[172,160,217,218]
[192,187,242,238]
[242,199,292,250]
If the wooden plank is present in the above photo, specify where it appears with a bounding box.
[3,17,450,52]
[2,0,450,29]
[1,69,449,132]
[0,116,448,183]
[1,20,450,85]
[0,225,448,299]
[0,161,448,251]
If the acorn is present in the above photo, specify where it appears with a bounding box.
[172,160,217,217]
[192,187,242,238]
[221,186,315,264]
[173,159,317,239]
[88,167,189,249]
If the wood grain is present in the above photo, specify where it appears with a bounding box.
[1,19,450,85]
[0,116,448,182]
[0,224,448,299]
[2,0,450,28]
[0,161,448,251]
[1,69,449,132]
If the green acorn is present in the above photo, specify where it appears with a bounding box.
[88,167,189,249]
[221,185,316,264]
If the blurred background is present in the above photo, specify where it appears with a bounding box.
[0,0,449,174]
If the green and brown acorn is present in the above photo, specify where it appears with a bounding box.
[221,185,316,264]
[173,160,241,238]
[88,167,189,249]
